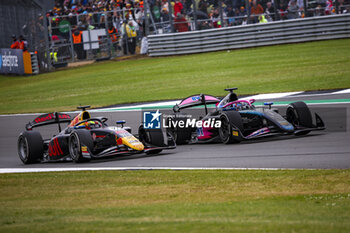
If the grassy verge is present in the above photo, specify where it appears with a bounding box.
[1,39,350,114]
[0,170,349,232]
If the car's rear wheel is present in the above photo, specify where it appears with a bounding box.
[18,131,44,164]
[219,111,244,144]
[286,101,312,135]
[69,130,93,163]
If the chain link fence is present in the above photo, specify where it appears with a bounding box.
[47,7,145,68]
[0,0,52,72]
[145,0,350,34]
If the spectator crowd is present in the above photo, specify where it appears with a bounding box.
[49,0,350,34]
[22,0,348,61]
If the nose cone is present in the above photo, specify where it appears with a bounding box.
[281,123,295,132]
[122,136,144,151]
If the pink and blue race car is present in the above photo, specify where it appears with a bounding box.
[168,88,325,144]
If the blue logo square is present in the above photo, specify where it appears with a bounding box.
[143,110,162,129]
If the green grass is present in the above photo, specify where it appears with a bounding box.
[0,170,350,232]
[1,39,350,114]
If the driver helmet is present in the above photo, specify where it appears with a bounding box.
[80,120,101,129]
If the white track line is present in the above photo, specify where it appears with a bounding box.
[243,91,303,100]
[282,91,350,99]
[0,167,316,174]
[334,88,350,94]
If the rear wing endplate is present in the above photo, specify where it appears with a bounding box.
[26,112,71,130]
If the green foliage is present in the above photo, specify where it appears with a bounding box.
[1,39,350,114]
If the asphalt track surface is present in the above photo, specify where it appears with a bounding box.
[1,92,349,169]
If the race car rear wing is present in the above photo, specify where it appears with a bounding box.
[173,94,220,113]
[26,112,71,131]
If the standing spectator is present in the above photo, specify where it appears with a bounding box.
[18,35,28,52]
[127,21,137,54]
[277,2,288,20]
[337,0,348,14]
[235,6,246,25]
[233,8,241,24]
[72,28,85,59]
[287,0,299,19]
[211,8,222,28]
[121,20,130,55]
[183,0,192,14]
[121,20,137,55]
[98,13,107,28]
[324,0,333,15]
[265,1,275,21]
[242,15,248,25]
[199,0,209,14]
[239,6,247,15]
[250,0,264,23]
[226,6,236,26]
[161,7,170,22]
[174,13,189,32]
[314,5,323,16]
[68,12,78,26]
[108,24,119,50]
[152,0,162,22]
[135,2,144,22]
[174,0,184,16]
[161,8,171,33]
[10,35,20,49]
[296,0,304,11]
[258,14,268,23]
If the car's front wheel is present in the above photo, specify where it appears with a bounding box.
[286,101,312,135]
[166,116,192,145]
[139,126,163,154]
[68,130,93,163]
[219,111,244,144]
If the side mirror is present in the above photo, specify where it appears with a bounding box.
[77,105,91,111]
[116,120,126,127]
[173,104,180,113]
[264,102,274,109]
[224,87,238,93]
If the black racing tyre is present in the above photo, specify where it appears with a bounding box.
[139,125,164,146]
[138,126,163,154]
[68,130,93,163]
[18,131,44,164]
[173,128,192,145]
[219,111,244,144]
[287,101,312,135]
[168,116,192,145]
